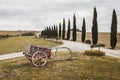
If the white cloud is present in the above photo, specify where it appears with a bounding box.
[0,0,120,32]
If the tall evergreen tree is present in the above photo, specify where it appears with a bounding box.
[62,18,65,39]
[51,26,54,37]
[54,25,57,37]
[110,9,117,49]
[73,14,77,41]
[59,23,61,39]
[92,7,98,45]
[48,26,52,38]
[67,19,71,40]
[81,18,86,42]
[53,25,56,37]
[55,25,58,38]
[46,27,49,38]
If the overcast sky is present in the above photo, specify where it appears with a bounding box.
[0,0,120,32]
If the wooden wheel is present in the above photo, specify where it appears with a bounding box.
[32,51,48,66]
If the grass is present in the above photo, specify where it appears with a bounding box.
[0,36,62,55]
[76,32,120,49]
[1,31,120,49]
[0,52,120,80]
[83,50,105,56]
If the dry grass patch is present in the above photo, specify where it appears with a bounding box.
[77,32,120,49]
[0,53,120,80]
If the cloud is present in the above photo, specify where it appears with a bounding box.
[0,0,120,32]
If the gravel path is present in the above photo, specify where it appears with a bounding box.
[0,40,120,60]
[59,40,120,58]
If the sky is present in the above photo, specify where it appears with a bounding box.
[0,0,120,32]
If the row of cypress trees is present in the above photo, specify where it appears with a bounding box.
[41,14,77,41]
[81,7,98,44]
[81,7,117,49]
[41,7,117,49]
[61,15,77,41]
[92,7,118,49]
[41,25,58,38]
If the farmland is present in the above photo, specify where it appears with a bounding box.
[76,32,120,49]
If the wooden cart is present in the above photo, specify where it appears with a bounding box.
[23,45,72,66]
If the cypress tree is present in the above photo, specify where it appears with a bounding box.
[54,25,56,37]
[41,30,44,36]
[59,23,61,39]
[73,14,77,41]
[45,27,47,36]
[81,18,86,42]
[54,25,57,37]
[43,28,45,36]
[62,18,65,39]
[55,25,58,38]
[48,26,52,38]
[47,27,50,38]
[41,30,44,37]
[52,26,54,37]
[46,27,49,38]
[51,26,54,37]
[67,19,71,40]
[92,7,98,45]
[110,9,117,49]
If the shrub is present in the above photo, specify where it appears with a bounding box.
[83,50,105,56]
[0,35,9,39]
[85,40,91,44]
[99,43,105,47]
[21,32,34,36]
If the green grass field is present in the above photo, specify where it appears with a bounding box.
[0,53,120,80]
[0,36,62,55]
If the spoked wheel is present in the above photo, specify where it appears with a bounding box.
[32,51,48,66]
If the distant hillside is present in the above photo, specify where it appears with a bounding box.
[0,31,39,36]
